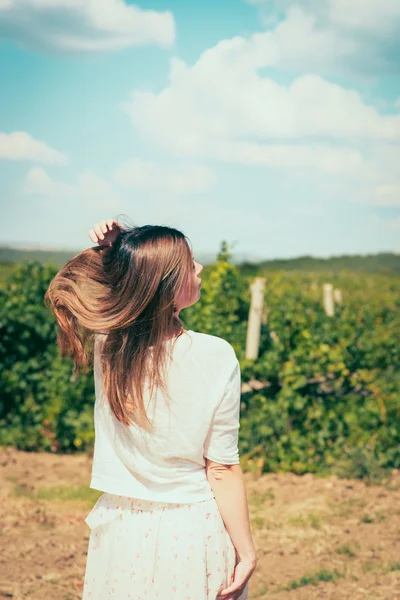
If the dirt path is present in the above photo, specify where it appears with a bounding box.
[1,447,399,599]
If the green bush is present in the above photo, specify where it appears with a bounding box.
[239,271,400,478]
[0,255,399,482]
[0,261,94,452]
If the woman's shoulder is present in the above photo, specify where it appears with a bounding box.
[186,330,237,362]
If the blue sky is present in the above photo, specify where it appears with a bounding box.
[0,0,399,260]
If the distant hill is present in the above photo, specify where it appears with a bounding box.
[0,245,399,275]
[0,245,261,269]
[0,246,80,269]
[239,252,400,275]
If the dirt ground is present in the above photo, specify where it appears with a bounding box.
[0,446,399,600]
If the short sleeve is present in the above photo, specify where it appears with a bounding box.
[203,360,241,465]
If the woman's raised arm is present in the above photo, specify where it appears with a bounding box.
[88,219,124,247]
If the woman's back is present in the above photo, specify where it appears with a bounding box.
[46,220,255,599]
[90,329,242,503]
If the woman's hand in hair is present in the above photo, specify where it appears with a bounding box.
[88,219,124,247]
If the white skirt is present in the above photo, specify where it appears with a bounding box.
[82,492,249,600]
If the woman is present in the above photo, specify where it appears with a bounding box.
[45,218,257,600]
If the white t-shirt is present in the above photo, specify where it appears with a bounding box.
[89,329,242,503]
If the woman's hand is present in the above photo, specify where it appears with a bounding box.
[88,219,124,247]
[216,555,257,600]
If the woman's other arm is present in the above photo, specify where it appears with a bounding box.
[206,459,257,598]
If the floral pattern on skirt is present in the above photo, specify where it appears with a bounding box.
[82,492,249,600]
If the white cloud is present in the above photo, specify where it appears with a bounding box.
[245,0,399,73]
[387,218,400,232]
[0,0,175,52]
[247,0,400,36]
[207,142,369,175]
[122,16,400,204]
[0,131,68,164]
[268,8,357,73]
[124,45,400,169]
[373,183,400,207]
[24,167,122,209]
[115,159,216,194]
[330,0,400,35]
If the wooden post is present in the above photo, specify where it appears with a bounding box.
[246,277,266,359]
[334,288,342,305]
[323,283,334,317]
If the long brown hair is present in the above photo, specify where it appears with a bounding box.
[44,224,195,431]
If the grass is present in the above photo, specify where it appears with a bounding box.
[257,584,269,596]
[252,516,266,528]
[360,513,374,523]
[335,544,357,558]
[277,568,343,591]
[362,560,377,573]
[12,482,101,505]
[36,484,100,503]
[332,497,367,518]
[250,489,276,510]
[359,511,385,524]
[250,489,275,530]
[12,483,37,500]
[360,560,400,575]
[287,512,324,530]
